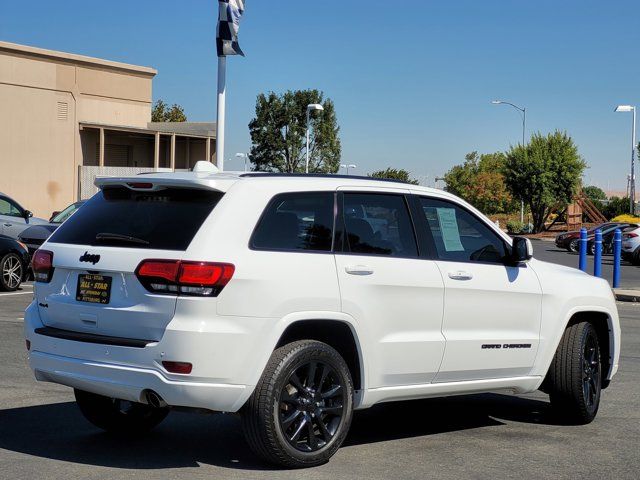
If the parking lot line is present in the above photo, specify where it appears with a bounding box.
[0,291,33,296]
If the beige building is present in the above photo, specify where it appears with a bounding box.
[0,41,216,218]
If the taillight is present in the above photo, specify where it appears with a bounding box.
[625,233,638,239]
[32,249,54,283]
[135,260,234,297]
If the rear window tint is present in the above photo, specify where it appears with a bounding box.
[251,192,334,252]
[49,187,222,250]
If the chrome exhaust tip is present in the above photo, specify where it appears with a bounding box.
[145,390,168,409]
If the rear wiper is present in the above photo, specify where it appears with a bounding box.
[95,232,150,245]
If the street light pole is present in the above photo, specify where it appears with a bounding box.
[340,164,357,175]
[492,100,526,223]
[235,152,249,172]
[615,105,637,214]
[306,104,324,173]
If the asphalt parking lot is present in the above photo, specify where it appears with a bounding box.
[0,277,638,480]
[531,239,640,290]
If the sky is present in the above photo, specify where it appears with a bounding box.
[2,0,639,191]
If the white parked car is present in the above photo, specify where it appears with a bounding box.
[24,166,620,468]
[622,225,640,265]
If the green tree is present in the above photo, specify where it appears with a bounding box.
[444,151,515,214]
[152,100,187,122]
[602,196,631,219]
[583,185,607,203]
[369,168,419,184]
[582,185,607,216]
[249,89,341,173]
[504,131,586,233]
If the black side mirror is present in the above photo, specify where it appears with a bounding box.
[23,210,33,219]
[510,236,533,264]
[49,211,60,222]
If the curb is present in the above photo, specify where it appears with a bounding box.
[614,290,640,303]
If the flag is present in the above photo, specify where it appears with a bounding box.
[217,0,245,57]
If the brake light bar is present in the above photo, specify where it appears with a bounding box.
[135,260,234,297]
[127,182,154,189]
[32,249,54,283]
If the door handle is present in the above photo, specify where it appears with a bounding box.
[3,223,12,227]
[345,265,374,276]
[448,270,473,280]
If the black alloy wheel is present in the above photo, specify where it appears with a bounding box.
[582,332,601,411]
[545,321,602,424]
[242,340,354,468]
[278,360,346,452]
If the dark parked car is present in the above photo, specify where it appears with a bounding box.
[555,222,624,252]
[0,234,30,291]
[19,201,86,256]
[586,223,638,255]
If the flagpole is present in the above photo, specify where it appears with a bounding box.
[216,55,226,171]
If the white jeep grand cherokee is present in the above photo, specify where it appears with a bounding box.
[24,167,620,468]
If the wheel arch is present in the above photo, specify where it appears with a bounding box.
[541,309,616,391]
[274,318,365,394]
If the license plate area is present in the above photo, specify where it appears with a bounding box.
[76,274,112,304]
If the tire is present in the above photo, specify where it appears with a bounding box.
[587,243,595,255]
[0,253,23,291]
[242,340,354,468]
[568,239,579,253]
[74,389,169,434]
[545,322,602,424]
[633,250,640,266]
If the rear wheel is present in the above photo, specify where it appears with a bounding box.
[546,322,602,424]
[74,389,169,434]
[0,253,23,291]
[242,340,354,468]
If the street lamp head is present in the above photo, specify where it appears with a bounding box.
[491,100,503,104]
[615,105,634,113]
[307,103,324,112]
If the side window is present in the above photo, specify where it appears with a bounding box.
[0,198,22,217]
[343,193,418,258]
[419,197,508,263]
[251,192,335,252]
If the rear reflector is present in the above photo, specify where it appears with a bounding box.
[32,249,54,283]
[135,260,234,297]
[162,361,192,374]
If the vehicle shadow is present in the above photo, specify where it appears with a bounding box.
[0,393,567,471]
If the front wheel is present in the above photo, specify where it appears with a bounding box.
[242,340,354,468]
[74,389,169,434]
[568,239,579,252]
[545,322,602,424]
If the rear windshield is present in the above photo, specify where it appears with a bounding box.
[49,186,223,250]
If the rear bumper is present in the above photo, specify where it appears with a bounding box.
[23,301,267,412]
[29,350,247,411]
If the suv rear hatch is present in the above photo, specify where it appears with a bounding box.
[34,183,224,342]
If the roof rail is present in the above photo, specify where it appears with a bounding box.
[239,172,410,184]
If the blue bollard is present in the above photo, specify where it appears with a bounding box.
[579,227,588,272]
[613,229,622,288]
[593,229,602,277]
